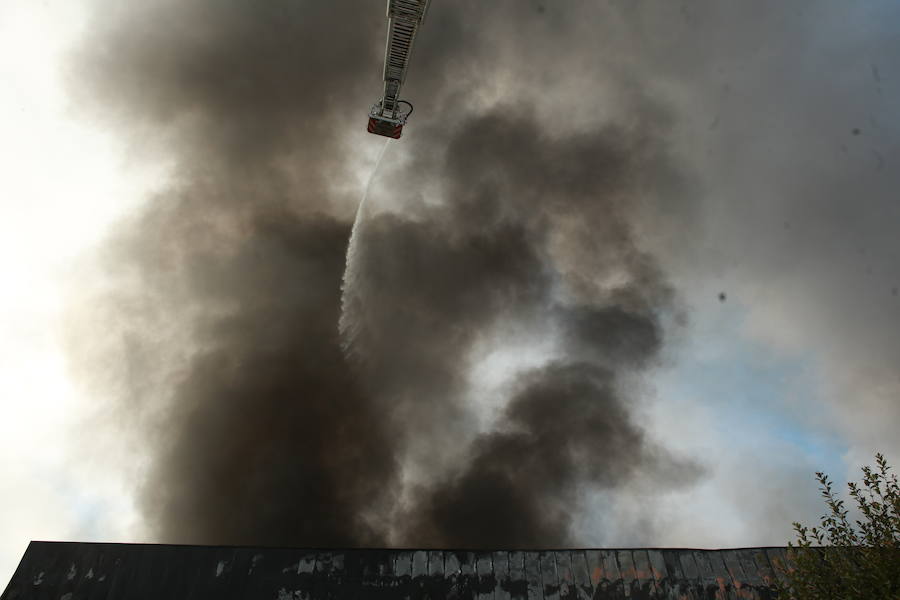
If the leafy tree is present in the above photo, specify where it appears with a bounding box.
[773,453,900,599]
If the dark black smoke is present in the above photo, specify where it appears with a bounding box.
[347,111,698,546]
[403,362,646,547]
[137,213,403,545]
[71,0,702,547]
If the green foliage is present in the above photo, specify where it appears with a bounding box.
[773,453,900,599]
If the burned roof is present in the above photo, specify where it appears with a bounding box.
[2,541,790,600]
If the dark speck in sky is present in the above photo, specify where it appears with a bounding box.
[871,64,881,83]
[852,128,861,136]
[718,292,727,302]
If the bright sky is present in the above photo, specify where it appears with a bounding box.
[0,0,158,582]
[1,0,896,589]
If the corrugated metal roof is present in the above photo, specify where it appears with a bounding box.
[2,542,789,600]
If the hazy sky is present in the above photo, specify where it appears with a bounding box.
[1,0,899,586]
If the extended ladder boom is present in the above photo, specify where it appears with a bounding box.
[367,0,430,139]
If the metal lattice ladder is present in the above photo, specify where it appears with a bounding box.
[368,0,430,138]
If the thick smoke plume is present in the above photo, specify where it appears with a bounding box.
[70,0,703,547]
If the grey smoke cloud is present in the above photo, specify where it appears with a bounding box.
[612,2,900,468]
[67,0,704,547]
[67,0,900,550]
[341,105,702,545]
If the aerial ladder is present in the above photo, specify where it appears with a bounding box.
[367,0,431,139]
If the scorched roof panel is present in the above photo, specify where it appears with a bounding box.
[2,541,786,600]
